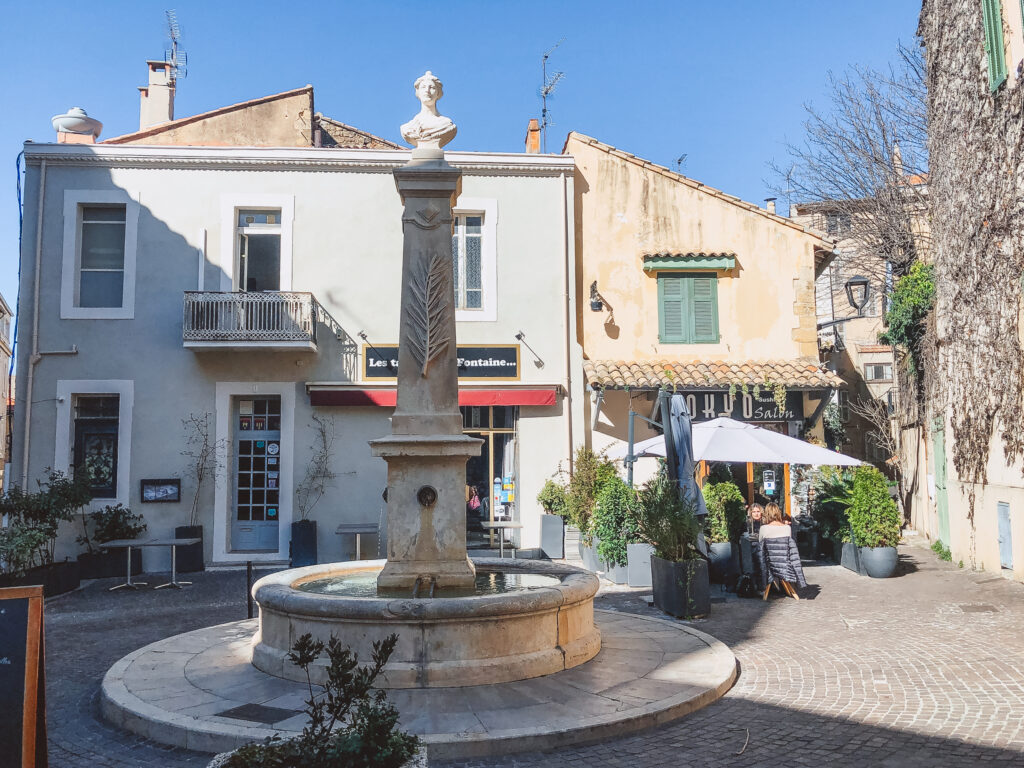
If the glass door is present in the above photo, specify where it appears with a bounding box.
[232,397,282,551]
[463,406,517,550]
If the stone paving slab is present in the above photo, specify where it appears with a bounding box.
[101,610,737,760]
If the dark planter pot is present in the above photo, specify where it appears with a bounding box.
[578,537,601,573]
[859,546,899,578]
[2,560,82,597]
[796,531,819,560]
[708,542,733,583]
[841,542,869,576]
[540,514,564,560]
[290,520,318,567]
[175,525,205,573]
[79,549,142,580]
[650,555,711,619]
[833,539,844,564]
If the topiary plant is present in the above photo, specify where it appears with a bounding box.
[536,478,568,518]
[592,477,641,568]
[702,481,746,544]
[846,465,901,548]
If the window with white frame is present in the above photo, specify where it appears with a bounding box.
[864,362,893,382]
[61,191,139,319]
[78,206,127,307]
[452,213,483,310]
[236,209,282,292]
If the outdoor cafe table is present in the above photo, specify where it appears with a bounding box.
[480,521,523,558]
[102,537,202,591]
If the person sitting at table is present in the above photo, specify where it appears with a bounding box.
[756,503,807,594]
[747,503,764,535]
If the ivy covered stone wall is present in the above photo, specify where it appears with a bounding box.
[919,0,1024,517]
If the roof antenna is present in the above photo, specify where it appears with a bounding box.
[675,154,688,173]
[165,9,188,84]
[540,39,565,153]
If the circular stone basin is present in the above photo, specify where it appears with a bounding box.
[252,558,601,689]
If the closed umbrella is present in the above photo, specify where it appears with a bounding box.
[666,394,708,516]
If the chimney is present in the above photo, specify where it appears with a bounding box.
[525,118,541,154]
[765,197,777,215]
[138,60,175,130]
[51,107,102,144]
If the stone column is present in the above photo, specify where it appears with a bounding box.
[370,153,482,591]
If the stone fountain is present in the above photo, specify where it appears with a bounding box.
[249,71,601,688]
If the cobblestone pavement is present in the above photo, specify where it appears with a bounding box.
[46,540,1024,766]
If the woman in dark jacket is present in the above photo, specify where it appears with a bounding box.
[756,503,807,595]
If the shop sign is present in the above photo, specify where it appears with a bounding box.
[682,389,805,423]
[363,345,520,381]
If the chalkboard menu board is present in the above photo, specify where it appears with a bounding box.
[0,586,46,768]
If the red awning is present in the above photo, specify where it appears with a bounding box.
[309,387,558,407]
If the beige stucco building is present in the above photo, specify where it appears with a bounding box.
[565,133,842,500]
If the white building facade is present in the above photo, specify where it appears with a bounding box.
[15,142,581,569]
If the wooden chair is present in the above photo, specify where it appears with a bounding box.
[762,579,800,600]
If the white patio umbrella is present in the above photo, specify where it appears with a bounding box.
[608,417,861,466]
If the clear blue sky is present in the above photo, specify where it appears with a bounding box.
[1,0,921,347]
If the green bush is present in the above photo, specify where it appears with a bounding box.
[224,633,418,768]
[880,262,935,376]
[931,540,952,562]
[0,470,92,574]
[542,447,617,535]
[77,504,147,553]
[536,479,568,518]
[702,481,746,544]
[846,465,901,548]
[632,466,701,562]
[592,477,641,568]
[811,467,855,544]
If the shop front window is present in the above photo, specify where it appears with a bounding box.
[462,406,517,549]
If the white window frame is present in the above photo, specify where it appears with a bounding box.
[213,381,295,564]
[864,362,894,382]
[219,195,294,292]
[453,197,497,322]
[61,191,139,319]
[54,379,133,508]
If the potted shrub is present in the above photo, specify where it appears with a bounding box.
[292,414,337,567]
[536,479,567,559]
[592,477,641,584]
[847,465,902,578]
[543,447,617,571]
[634,467,710,618]
[810,467,854,562]
[77,504,146,579]
[702,480,745,583]
[179,413,225,573]
[0,470,88,596]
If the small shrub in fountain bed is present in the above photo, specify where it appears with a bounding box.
[222,632,418,768]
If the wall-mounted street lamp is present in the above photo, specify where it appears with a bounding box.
[514,331,545,369]
[845,275,871,316]
[358,331,394,370]
[589,281,603,311]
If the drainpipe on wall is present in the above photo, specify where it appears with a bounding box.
[21,158,46,489]
[561,170,574,474]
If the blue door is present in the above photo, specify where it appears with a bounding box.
[998,502,1013,570]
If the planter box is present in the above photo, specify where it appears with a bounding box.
[175,525,205,573]
[578,537,601,573]
[708,542,733,583]
[626,543,654,587]
[540,514,564,559]
[290,520,318,567]
[796,531,819,560]
[2,560,81,597]
[650,555,710,619]
[79,549,142,580]
[860,546,898,578]
[840,542,869,576]
[601,559,629,585]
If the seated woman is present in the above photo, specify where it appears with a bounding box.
[755,503,807,596]
[747,503,764,536]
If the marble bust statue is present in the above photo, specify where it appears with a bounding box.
[400,71,457,151]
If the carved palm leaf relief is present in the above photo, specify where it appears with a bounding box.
[406,250,451,376]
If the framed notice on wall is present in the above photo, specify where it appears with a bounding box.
[0,586,47,768]
[363,344,521,381]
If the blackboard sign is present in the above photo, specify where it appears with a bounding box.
[681,389,806,423]
[363,344,520,381]
[0,586,46,768]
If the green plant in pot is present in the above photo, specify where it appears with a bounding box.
[591,477,641,582]
[846,465,902,578]
[546,447,616,571]
[179,413,226,573]
[702,480,745,583]
[293,414,338,568]
[77,504,147,579]
[536,478,568,559]
[633,467,710,618]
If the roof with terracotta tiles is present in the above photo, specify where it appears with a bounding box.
[584,359,844,391]
[565,132,839,249]
[857,344,894,354]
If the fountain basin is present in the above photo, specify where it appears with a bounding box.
[252,558,601,688]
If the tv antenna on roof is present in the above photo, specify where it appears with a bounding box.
[676,155,688,173]
[540,39,565,153]
[164,9,188,83]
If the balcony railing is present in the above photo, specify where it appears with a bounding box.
[183,291,319,350]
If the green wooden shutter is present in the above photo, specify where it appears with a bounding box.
[983,0,1008,92]
[658,275,687,343]
[691,275,719,343]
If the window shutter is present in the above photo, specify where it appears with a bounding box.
[691,276,719,343]
[659,275,686,343]
[983,0,1008,92]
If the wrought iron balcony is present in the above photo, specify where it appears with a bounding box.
[183,291,320,351]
